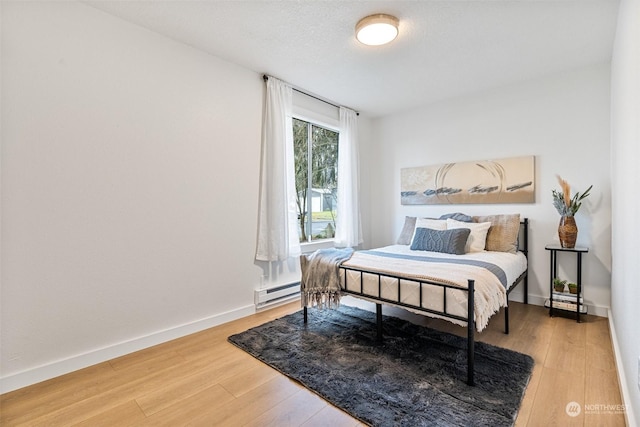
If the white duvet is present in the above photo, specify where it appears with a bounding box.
[339,245,528,331]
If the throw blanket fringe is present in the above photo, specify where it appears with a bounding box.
[300,248,354,309]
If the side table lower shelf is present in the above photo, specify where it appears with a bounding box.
[544,298,587,314]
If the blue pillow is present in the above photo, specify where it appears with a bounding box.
[410,227,471,255]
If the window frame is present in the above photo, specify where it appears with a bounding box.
[292,115,340,249]
[292,93,340,252]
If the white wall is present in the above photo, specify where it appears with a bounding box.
[0,1,375,393]
[367,63,612,315]
[1,2,266,392]
[610,0,640,423]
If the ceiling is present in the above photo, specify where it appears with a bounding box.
[84,0,620,118]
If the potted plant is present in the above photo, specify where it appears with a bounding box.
[567,283,578,294]
[553,278,567,293]
[552,175,592,248]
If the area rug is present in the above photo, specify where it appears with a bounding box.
[228,305,533,427]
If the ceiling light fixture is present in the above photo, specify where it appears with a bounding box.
[355,14,399,46]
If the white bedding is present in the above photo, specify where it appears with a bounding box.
[339,245,528,332]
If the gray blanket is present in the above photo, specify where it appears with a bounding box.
[300,248,354,309]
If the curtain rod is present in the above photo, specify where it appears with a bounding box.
[263,74,359,116]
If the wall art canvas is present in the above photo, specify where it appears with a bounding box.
[401,155,535,205]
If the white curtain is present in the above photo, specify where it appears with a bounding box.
[255,77,301,261]
[334,107,363,248]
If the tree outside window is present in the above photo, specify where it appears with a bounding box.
[293,118,338,242]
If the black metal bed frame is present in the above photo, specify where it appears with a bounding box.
[303,218,529,386]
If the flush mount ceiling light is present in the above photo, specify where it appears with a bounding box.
[355,14,399,46]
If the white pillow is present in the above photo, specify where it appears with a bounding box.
[410,218,448,245]
[446,218,492,253]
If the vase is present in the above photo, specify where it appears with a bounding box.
[558,215,577,248]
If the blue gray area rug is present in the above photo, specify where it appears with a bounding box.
[228,305,533,427]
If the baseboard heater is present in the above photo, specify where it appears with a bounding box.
[254,281,301,310]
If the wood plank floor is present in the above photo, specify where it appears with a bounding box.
[0,299,626,426]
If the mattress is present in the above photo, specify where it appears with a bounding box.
[339,245,528,331]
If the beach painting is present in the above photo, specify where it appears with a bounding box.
[401,155,535,205]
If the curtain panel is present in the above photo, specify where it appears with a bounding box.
[255,78,301,261]
[334,107,363,248]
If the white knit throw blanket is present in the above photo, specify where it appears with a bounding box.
[300,248,354,309]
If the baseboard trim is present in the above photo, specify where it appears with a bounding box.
[608,310,638,427]
[0,304,256,394]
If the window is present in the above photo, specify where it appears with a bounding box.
[293,117,339,243]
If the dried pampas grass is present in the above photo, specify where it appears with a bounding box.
[556,175,571,208]
[552,175,593,216]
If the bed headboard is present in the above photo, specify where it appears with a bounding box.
[518,218,529,258]
[519,218,529,258]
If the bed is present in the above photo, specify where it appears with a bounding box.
[301,214,529,386]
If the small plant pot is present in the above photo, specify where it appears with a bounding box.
[568,285,578,295]
[553,278,567,293]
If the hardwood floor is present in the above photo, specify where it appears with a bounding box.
[0,299,626,426]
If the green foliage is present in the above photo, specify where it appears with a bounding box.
[313,211,337,220]
[553,278,567,287]
[313,222,335,240]
[552,184,592,217]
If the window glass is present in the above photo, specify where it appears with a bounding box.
[293,118,339,242]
